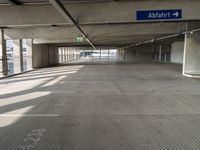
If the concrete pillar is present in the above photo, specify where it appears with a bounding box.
[151,44,156,61]
[69,49,71,61]
[74,49,76,60]
[75,50,77,59]
[25,39,33,70]
[32,44,58,68]
[123,50,125,60]
[100,49,102,62]
[58,48,62,63]
[118,50,121,60]
[119,50,121,60]
[62,48,65,63]
[171,41,184,64]
[69,48,70,61]
[63,48,65,62]
[91,49,93,61]
[67,48,69,61]
[71,49,72,60]
[73,50,75,60]
[108,49,110,61]
[164,53,167,62]
[0,33,3,77]
[77,50,79,59]
[120,50,123,60]
[64,48,67,63]
[13,40,21,73]
[159,45,162,62]
[183,32,200,77]
[59,48,62,63]
[72,49,74,60]
[0,29,8,76]
[120,50,122,60]
[19,39,23,72]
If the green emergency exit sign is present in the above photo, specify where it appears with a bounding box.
[76,37,83,42]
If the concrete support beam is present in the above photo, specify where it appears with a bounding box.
[32,44,58,68]
[183,32,200,77]
[5,23,186,40]
[0,29,8,76]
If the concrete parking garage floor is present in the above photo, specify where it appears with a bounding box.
[0,63,200,150]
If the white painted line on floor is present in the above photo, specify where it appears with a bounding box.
[0,114,60,117]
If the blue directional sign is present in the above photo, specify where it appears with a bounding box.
[136,9,182,21]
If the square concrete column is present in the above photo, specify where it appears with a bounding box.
[67,48,69,61]
[25,39,33,70]
[72,49,74,60]
[0,41,2,57]
[164,53,167,62]
[0,29,8,76]
[159,45,162,62]
[73,50,76,60]
[58,48,62,63]
[19,40,24,72]
[32,44,58,68]
[71,48,73,60]
[99,49,101,62]
[0,34,3,77]
[183,32,200,77]
[13,39,23,73]
[108,49,110,61]
[61,48,65,63]
[64,48,67,63]
[68,48,70,61]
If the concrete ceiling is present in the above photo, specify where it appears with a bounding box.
[0,0,133,5]
[0,0,200,48]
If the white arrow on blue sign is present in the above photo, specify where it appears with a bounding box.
[136,9,182,21]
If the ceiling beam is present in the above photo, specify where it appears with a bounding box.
[8,0,22,5]
[49,0,96,49]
